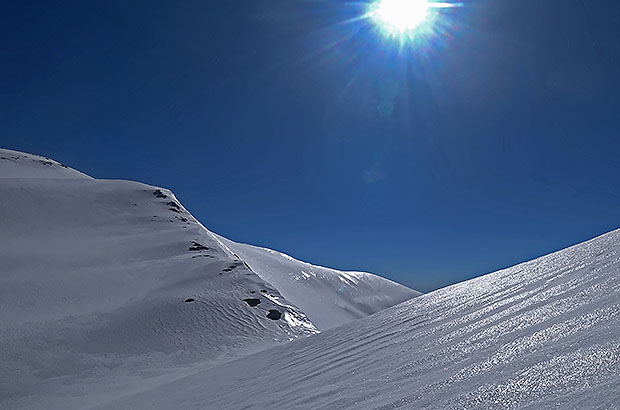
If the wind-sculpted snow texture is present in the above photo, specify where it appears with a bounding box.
[0,149,317,410]
[218,236,420,329]
[96,229,620,409]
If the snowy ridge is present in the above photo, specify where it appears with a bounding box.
[97,229,620,409]
[218,236,420,329]
[0,148,91,179]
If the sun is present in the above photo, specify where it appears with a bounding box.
[370,0,431,35]
[367,0,460,40]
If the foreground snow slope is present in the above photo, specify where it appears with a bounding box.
[98,229,620,409]
[218,236,420,329]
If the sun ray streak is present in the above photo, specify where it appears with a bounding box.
[428,2,464,8]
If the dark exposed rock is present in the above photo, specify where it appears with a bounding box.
[243,298,261,307]
[184,298,195,303]
[249,291,256,294]
[266,310,282,320]
[189,241,210,251]
[260,289,268,293]
[222,262,243,273]
[153,190,168,199]
[167,201,180,209]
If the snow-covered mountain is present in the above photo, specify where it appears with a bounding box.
[9,148,617,410]
[218,236,420,329]
[0,148,418,410]
[93,228,620,409]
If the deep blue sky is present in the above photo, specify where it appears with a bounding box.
[2,1,620,292]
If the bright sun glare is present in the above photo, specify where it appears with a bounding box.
[371,0,430,34]
[367,0,460,40]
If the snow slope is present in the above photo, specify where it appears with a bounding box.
[0,149,317,409]
[97,228,620,409]
[218,236,420,329]
[0,149,418,410]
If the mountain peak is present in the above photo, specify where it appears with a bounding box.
[0,148,91,179]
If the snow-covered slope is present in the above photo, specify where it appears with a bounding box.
[0,149,418,410]
[218,236,420,329]
[0,149,318,409]
[97,229,620,409]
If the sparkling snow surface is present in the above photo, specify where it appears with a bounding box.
[0,149,418,410]
[96,229,620,409]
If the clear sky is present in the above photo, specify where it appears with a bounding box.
[2,1,620,292]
